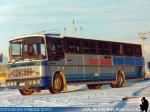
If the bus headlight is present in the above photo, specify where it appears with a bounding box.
[33,80,36,85]
[7,83,10,86]
[37,80,40,84]
[10,82,13,86]
[13,82,17,86]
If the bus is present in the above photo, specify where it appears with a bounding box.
[6,33,144,95]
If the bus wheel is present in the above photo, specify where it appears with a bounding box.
[87,84,101,89]
[49,73,64,94]
[110,83,117,88]
[19,88,33,95]
[116,71,126,88]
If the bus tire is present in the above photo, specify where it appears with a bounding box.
[116,71,126,88]
[110,83,117,88]
[19,88,33,95]
[87,84,101,89]
[49,73,64,94]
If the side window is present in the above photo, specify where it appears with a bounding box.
[111,43,120,55]
[123,44,133,56]
[98,41,111,55]
[65,39,81,53]
[134,45,142,56]
[82,40,96,54]
[47,38,64,61]
[11,43,22,61]
[52,40,63,53]
[12,43,22,55]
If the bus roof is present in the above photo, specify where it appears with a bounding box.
[9,33,62,42]
[63,36,141,45]
[9,34,44,41]
[9,33,141,45]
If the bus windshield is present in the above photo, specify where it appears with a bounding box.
[9,36,46,62]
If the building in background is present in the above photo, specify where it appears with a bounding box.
[0,64,7,87]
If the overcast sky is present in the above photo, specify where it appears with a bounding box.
[0,0,150,64]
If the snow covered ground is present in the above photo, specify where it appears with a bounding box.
[0,80,150,112]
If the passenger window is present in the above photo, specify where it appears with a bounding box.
[82,40,96,54]
[65,39,81,53]
[123,44,133,56]
[111,43,120,55]
[46,38,64,61]
[134,45,142,56]
[98,41,111,55]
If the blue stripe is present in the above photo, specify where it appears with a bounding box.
[65,71,144,83]
[8,61,48,68]
[113,56,144,66]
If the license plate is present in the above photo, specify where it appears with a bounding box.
[19,82,25,86]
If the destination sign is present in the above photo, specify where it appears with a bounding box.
[88,59,112,65]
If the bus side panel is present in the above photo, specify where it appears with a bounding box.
[66,73,116,83]
[40,61,52,86]
[48,54,144,85]
[124,66,144,79]
[48,54,85,83]
[64,54,117,84]
[113,56,144,80]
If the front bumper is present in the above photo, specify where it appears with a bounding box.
[6,76,52,89]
